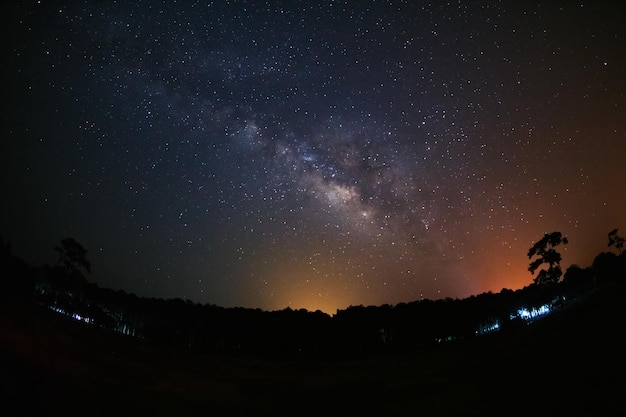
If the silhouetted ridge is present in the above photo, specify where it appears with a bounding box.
[2,233,624,357]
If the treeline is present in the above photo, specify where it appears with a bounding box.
[1,236,625,357]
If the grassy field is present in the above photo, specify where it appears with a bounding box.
[2,287,625,417]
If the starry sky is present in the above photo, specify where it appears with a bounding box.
[2,1,625,314]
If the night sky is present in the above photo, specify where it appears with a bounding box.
[2,1,625,314]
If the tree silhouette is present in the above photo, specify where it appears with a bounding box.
[608,228,624,254]
[55,237,91,277]
[528,231,568,286]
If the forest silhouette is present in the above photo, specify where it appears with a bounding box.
[2,230,625,355]
[1,229,625,416]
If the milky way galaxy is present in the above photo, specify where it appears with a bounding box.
[2,1,625,313]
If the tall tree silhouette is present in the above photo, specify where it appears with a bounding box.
[608,228,624,254]
[55,237,91,277]
[528,232,568,285]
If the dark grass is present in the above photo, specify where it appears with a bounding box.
[2,286,625,417]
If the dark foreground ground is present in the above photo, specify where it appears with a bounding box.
[2,286,625,417]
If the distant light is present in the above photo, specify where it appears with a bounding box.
[517,303,551,320]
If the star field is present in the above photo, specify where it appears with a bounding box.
[2,1,625,313]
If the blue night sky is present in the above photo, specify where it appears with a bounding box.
[2,1,625,313]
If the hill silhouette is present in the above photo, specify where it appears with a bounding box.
[2,276,624,416]
[5,234,624,355]
[1,235,626,415]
